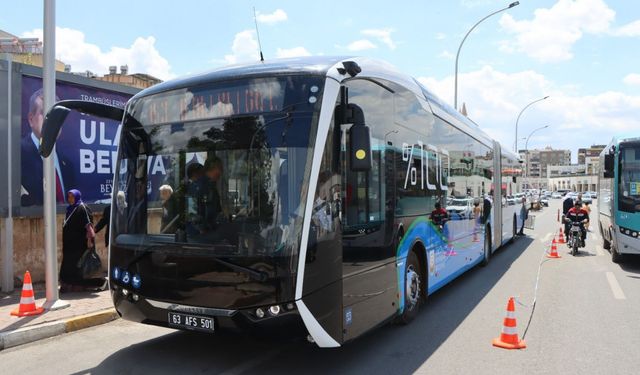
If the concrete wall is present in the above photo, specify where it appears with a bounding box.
[11,212,109,284]
[11,209,163,284]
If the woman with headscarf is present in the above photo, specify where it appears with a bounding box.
[60,189,94,292]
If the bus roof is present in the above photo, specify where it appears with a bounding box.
[131,56,501,151]
[134,56,350,100]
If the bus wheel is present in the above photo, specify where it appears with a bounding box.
[601,225,611,250]
[480,229,491,267]
[611,242,625,263]
[397,251,422,325]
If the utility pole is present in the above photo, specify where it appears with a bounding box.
[42,0,69,311]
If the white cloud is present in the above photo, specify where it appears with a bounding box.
[275,47,312,58]
[623,73,640,86]
[499,0,615,63]
[346,39,377,51]
[23,27,173,80]
[435,32,446,40]
[361,28,396,50]
[256,9,288,25]
[417,66,640,157]
[438,50,454,60]
[612,19,640,37]
[224,30,259,65]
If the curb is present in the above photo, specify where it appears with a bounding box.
[0,308,118,351]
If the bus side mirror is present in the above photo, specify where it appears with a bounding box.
[603,153,614,178]
[338,102,371,172]
[349,124,372,172]
[39,105,71,157]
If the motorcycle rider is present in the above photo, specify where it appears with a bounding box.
[564,199,589,247]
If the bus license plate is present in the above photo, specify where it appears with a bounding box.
[168,312,215,333]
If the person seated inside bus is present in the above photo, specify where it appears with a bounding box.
[430,201,449,231]
[201,156,224,231]
[159,184,178,234]
[564,199,589,246]
[185,162,206,236]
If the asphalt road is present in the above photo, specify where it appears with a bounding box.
[2,199,640,375]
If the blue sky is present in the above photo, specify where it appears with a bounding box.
[3,0,639,162]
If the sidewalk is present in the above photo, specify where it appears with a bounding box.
[0,282,117,351]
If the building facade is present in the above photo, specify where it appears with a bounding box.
[578,144,605,174]
[95,65,162,89]
[519,147,571,179]
[0,30,66,71]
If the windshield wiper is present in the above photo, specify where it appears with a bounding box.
[151,241,269,282]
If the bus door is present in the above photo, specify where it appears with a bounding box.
[338,81,398,341]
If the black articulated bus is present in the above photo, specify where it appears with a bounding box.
[41,57,523,347]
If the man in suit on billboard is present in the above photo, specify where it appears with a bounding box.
[21,88,74,206]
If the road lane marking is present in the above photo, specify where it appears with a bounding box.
[605,272,626,300]
[595,245,604,256]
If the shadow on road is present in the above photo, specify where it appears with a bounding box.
[617,254,640,274]
[72,237,533,375]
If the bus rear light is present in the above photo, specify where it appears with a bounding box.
[121,288,129,296]
[132,294,140,302]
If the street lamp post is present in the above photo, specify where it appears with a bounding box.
[514,95,549,152]
[454,1,519,110]
[524,125,549,190]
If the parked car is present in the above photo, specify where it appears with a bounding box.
[581,193,593,204]
[588,191,598,199]
[551,192,563,199]
[540,197,549,207]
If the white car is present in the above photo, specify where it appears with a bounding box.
[447,198,474,219]
[551,192,562,199]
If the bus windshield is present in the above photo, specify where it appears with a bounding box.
[112,75,325,260]
[619,142,640,213]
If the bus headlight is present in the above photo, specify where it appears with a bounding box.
[633,232,638,237]
[268,305,281,316]
[255,308,265,319]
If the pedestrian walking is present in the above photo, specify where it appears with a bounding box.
[60,189,105,292]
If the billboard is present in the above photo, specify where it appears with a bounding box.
[20,75,133,206]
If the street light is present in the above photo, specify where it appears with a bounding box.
[524,125,549,190]
[454,1,519,110]
[514,95,549,152]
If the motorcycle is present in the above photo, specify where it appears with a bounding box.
[567,221,586,256]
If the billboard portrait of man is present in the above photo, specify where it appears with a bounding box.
[20,87,74,206]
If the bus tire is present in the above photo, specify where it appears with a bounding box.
[480,227,491,267]
[397,251,423,325]
[601,224,611,250]
[611,242,624,263]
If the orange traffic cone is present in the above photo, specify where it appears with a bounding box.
[558,227,566,244]
[547,238,561,259]
[492,297,526,350]
[10,271,44,317]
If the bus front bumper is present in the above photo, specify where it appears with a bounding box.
[110,285,306,337]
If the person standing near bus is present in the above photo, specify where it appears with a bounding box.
[518,197,528,235]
